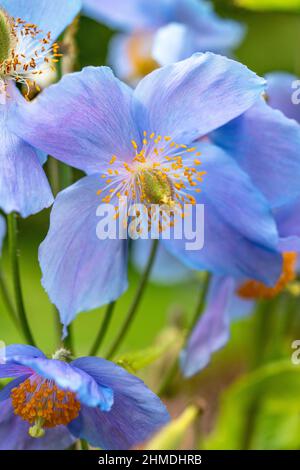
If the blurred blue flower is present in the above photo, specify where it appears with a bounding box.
[9,53,300,334]
[0,0,81,217]
[83,0,245,83]
[0,344,169,450]
[182,72,300,376]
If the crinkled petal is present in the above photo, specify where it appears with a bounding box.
[134,53,265,144]
[82,0,171,30]
[181,277,235,377]
[266,72,300,123]
[165,143,282,284]
[132,239,193,284]
[213,98,300,208]
[0,215,6,255]
[69,357,170,450]
[10,356,114,411]
[0,399,74,450]
[0,344,45,378]
[39,175,128,336]
[1,0,81,41]
[9,67,140,174]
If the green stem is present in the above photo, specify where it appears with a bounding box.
[158,272,211,396]
[0,265,19,329]
[80,439,89,450]
[106,239,159,360]
[241,299,274,450]
[90,301,116,356]
[7,213,36,346]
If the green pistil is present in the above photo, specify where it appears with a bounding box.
[142,171,173,205]
[29,418,46,439]
[0,10,11,65]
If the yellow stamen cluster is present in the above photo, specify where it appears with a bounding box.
[11,377,81,430]
[237,252,298,300]
[0,11,61,97]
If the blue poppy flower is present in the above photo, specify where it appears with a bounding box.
[0,344,169,450]
[83,0,245,83]
[0,0,81,217]
[9,53,300,334]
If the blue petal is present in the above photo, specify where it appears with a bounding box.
[10,356,114,411]
[82,0,170,30]
[1,88,53,218]
[1,0,81,40]
[274,196,300,251]
[181,277,235,377]
[134,53,265,145]
[9,67,140,175]
[0,344,45,378]
[132,239,193,285]
[69,357,170,450]
[266,72,300,123]
[165,143,282,285]
[39,175,128,335]
[0,215,6,255]
[213,98,300,208]
[108,34,136,82]
[153,18,244,66]
[0,399,74,450]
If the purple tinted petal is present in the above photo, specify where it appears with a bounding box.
[134,53,265,144]
[0,399,74,450]
[0,344,45,378]
[0,215,6,255]
[10,67,140,174]
[39,175,128,335]
[0,376,30,402]
[181,277,235,377]
[70,357,170,450]
[213,98,300,208]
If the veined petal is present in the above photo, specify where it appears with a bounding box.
[181,277,235,377]
[0,344,45,378]
[164,143,282,285]
[134,53,265,144]
[1,88,53,218]
[39,175,128,335]
[213,98,300,208]
[69,357,170,450]
[1,0,81,41]
[9,67,140,174]
[274,196,300,251]
[0,399,74,450]
[266,72,300,123]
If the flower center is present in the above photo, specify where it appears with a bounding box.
[0,9,61,96]
[127,32,158,80]
[11,377,81,437]
[237,252,298,300]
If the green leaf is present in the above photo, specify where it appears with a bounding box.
[237,0,300,11]
[144,405,202,450]
[204,361,300,449]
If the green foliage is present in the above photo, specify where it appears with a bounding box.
[0,10,11,64]
[237,0,300,11]
[204,361,300,449]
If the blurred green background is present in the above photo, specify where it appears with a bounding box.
[1,0,300,450]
